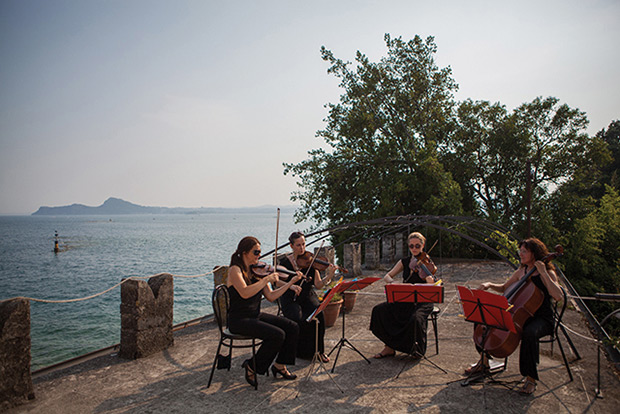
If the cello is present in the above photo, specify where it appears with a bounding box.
[473,245,564,358]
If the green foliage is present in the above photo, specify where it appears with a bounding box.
[486,230,520,266]
[284,34,463,228]
[446,96,594,234]
[560,185,620,337]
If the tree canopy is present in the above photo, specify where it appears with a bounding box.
[284,35,462,228]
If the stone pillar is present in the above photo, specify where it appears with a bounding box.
[382,235,396,265]
[364,238,380,269]
[213,266,229,287]
[120,273,174,359]
[212,266,229,317]
[343,242,362,277]
[0,298,34,410]
[395,233,405,260]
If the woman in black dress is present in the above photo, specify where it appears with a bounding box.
[465,237,563,395]
[370,232,437,359]
[226,236,302,387]
[278,232,336,362]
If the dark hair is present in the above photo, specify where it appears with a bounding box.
[230,236,260,282]
[519,238,553,270]
[288,231,305,245]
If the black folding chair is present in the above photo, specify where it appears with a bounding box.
[539,285,579,382]
[207,284,263,389]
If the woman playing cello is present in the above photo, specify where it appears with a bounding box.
[226,236,302,387]
[370,232,437,359]
[465,237,563,395]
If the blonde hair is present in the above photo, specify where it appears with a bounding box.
[408,232,426,245]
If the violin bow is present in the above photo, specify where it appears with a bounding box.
[294,240,325,303]
[274,208,280,269]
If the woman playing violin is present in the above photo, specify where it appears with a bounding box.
[277,231,336,362]
[370,232,437,359]
[465,237,563,395]
[226,236,302,387]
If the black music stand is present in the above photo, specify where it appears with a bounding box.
[385,283,447,376]
[324,277,380,373]
[297,286,344,395]
[456,285,515,401]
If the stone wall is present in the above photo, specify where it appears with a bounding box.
[119,273,174,359]
[395,233,405,262]
[343,242,362,277]
[382,235,396,265]
[364,238,380,269]
[0,298,34,410]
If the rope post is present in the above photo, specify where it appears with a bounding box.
[119,273,174,359]
[0,298,35,410]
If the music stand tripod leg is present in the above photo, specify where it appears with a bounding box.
[396,308,446,379]
[297,317,343,397]
[327,294,371,373]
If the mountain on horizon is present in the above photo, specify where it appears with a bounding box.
[32,197,294,215]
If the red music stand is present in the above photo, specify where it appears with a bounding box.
[385,283,446,375]
[316,277,380,373]
[457,285,515,390]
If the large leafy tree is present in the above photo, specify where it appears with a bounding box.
[444,100,529,225]
[284,35,462,228]
[445,96,595,236]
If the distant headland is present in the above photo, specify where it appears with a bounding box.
[32,197,295,215]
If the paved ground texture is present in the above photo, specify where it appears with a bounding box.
[6,260,619,413]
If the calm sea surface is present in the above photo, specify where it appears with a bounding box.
[0,212,309,370]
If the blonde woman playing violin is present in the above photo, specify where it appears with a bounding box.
[370,232,437,359]
[277,231,336,363]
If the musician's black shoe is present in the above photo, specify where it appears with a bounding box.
[271,365,297,380]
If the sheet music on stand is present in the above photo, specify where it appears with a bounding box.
[455,285,516,404]
[456,286,516,333]
[385,283,444,305]
[306,277,381,322]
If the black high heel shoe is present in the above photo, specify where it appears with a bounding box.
[242,360,258,387]
[271,365,297,380]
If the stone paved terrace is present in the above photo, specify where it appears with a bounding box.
[6,260,619,414]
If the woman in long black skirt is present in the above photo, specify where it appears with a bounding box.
[370,232,437,359]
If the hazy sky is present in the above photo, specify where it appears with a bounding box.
[1,0,618,215]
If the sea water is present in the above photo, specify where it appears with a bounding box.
[0,212,309,370]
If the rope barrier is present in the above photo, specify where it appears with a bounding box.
[2,267,222,304]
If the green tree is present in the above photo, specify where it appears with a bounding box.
[284,35,462,228]
[444,100,529,225]
[445,96,594,236]
[595,120,620,193]
[560,185,620,337]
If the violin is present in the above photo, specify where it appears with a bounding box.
[296,251,348,273]
[415,252,437,279]
[250,261,300,281]
[473,245,564,358]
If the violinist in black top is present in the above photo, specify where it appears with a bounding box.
[226,236,302,387]
[370,232,437,359]
[278,231,336,363]
[465,237,563,395]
